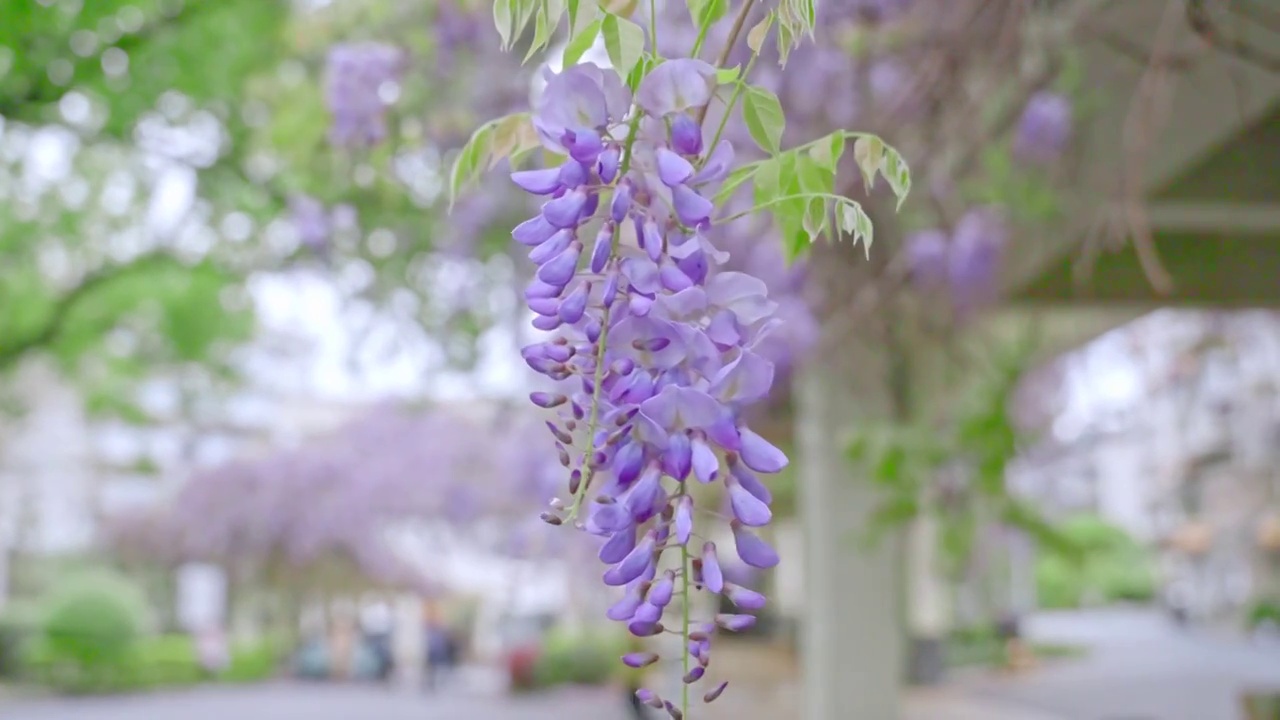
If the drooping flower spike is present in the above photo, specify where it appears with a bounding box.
[514,60,787,711]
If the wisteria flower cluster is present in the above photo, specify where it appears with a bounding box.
[323,42,407,147]
[511,59,787,714]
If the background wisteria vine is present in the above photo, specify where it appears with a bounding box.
[451,1,911,715]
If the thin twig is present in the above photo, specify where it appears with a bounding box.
[696,0,756,126]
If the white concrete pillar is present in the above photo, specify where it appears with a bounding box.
[796,332,905,720]
[906,513,950,684]
[394,594,424,687]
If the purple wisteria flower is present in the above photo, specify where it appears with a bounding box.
[513,61,787,708]
[1012,91,1073,165]
[324,42,408,147]
[948,206,1008,312]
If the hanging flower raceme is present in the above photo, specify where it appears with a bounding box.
[512,59,788,711]
[323,42,408,147]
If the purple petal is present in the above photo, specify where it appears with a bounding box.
[559,282,590,323]
[640,220,665,263]
[513,216,558,247]
[566,129,604,163]
[691,139,735,185]
[710,351,775,404]
[528,229,572,265]
[542,189,589,228]
[670,114,704,156]
[674,495,694,545]
[655,148,695,187]
[704,681,729,703]
[604,533,655,586]
[715,613,757,632]
[607,588,644,621]
[536,242,583,286]
[659,262,694,292]
[531,314,562,331]
[612,441,645,487]
[624,464,662,519]
[639,386,726,433]
[672,185,713,227]
[529,392,567,408]
[701,541,724,593]
[599,526,638,564]
[648,570,676,607]
[622,652,659,668]
[525,279,562,300]
[731,521,779,569]
[729,458,772,503]
[611,183,633,223]
[599,146,621,183]
[602,271,620,307]
[558,160,590,189]
[511,167,561,195]
[635,58,718,117]
[725,582,767,610]
[633,602,662,624]
[662,432,692,481]
[728,479,772,527]
[690,436,719,483]
[589,224,614,273]
[706,271,776,325]
[527,297,559,316]
[739,427,788,473]
[620,256,662,296]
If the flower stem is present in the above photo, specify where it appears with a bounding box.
[648,0,659,55]
[680,488,692,718]
[566,113,645,523]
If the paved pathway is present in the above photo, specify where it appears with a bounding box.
[4,610,1277,720]
[0,682,629,720]
[965,609,1280,720]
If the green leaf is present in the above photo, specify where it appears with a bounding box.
[880,144,913,211]
[773,0,814,64]
[808,133,845,173]
[567,0,599,38]
[795,155,834,242]
[493,0,519,50]
[716,66,741,85]
[488,113,540,170]
[741,85,785,155]
[747,14,772,55]
[526,0,567,62]
[852,135,884,193]
[713,164,757,205]
[601,13,645,79]
[625,54,656,93]
[562,18,603,67]
[752,156,784,209]
[837,199,874,257]
[448,120,498,206]
[688,0,729,27]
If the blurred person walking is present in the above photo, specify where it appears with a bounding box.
[361,601,396,682]
[422,603,458,691]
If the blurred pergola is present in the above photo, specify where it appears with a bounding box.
[800,3,1280,718]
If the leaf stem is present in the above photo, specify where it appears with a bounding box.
[718,191,855,224]
[695,0,756,126]
[648,0,659,55]
[701,50,759,169]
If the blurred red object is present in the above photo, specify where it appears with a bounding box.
[505,645,541,692]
